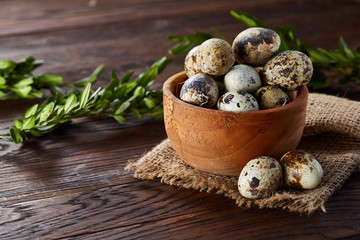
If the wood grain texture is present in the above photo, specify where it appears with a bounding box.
[0,0,359,239]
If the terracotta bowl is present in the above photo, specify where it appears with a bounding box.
[163,72,308,176]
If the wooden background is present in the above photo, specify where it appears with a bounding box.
[0,0,359,239]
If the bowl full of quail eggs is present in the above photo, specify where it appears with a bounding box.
[163,27,323,198]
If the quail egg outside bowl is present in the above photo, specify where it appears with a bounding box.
[163,72,308,176]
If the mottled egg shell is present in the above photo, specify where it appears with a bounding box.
[238,156,283,199]
[280,150,323,189]
[217,91,259,112]
[254,85,290,109]
[224,64,262,93]
[232,27,281,66]
[198,38,235,76]
[263,50,313,91]
[179,73,219,108]
[184,46,202,77]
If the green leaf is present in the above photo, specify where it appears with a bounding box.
[22,116,36,130]
[13,78,34,88]
[36,123,57,131]
[39,102,55,122]
[230,10,268,28]
[0,76,6,85]
[133,86,145,98]
[105,70,120,91]
[150,107,164,119]
[15,56,43,73]
[339,37,355,59]
[0,60,16,72]
[24,104,38,118]
[143,97,156,109]
[79,83,92,108]
[167,30,212,55]
[64,94,77,113]
[14,120,23,129]
[29,129,44,137]
[28,89,44,98]
[112,86,127,100]
[99,90,113,101]
[120,71,134,84]
[167,35,184,41]
[124,81,138,94]
[88,87,102,103]
[36,74,63,87]
[92,99,109,111]
[115,101,130,115]
[308,50,332,65]
[137,68,158,87]
[113,115,126,123]
[13,86,32,97]
[10,127,22,144]
[328,50,352,65]
[131,107,142,119]
[74,65,104,86]
[168,42,197,55]
[151,57,172,74]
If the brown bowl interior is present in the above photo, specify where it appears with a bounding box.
[163,72,308,176]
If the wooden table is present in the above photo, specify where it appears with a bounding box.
[0,0,359,239]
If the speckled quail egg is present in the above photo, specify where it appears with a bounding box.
[238,156,283,199]
[254,85,290,109]
[184,46,202,77]
[232,27,281,66]
[263,50,313,91]
[224,64,262,93]
[197,38,235,76]
[280,150,323,189]
[217,91,259,112]
[180,73,219,108]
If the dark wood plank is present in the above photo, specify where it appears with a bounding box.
[0,117,167,204]
[0,0,359,239]
[0,174,358,240]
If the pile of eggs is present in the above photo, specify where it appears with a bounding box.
[180,27,313,112]
[179,27,323,199]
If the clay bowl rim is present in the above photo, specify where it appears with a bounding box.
[163,71,308,118]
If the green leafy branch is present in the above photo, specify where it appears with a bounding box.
[0,57,171,144]
[0,56,63,100]
[168,10,360,89]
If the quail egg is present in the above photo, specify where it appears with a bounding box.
[184,46,202,77]
[232,27,281,66]
[280,150,323,189]
[224,64,262,93]
[263,50,313,91]
[238,156,283,199]
[254,85,290,109]
[197,38,235,76]
[217,91,259,112]
[180,73,219,108]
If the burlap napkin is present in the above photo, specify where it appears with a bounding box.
[125,93,360,214]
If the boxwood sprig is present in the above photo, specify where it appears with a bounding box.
[0,57,171,144]
[168,10,360,89]
[0,56,63,100]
